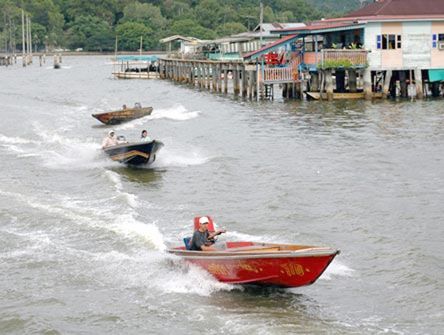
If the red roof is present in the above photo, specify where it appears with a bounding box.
[344,0,444,17]
[272,0,444,36]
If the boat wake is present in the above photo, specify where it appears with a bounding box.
[0,124,119,170]
[104,170,139,208]
[150,104,200,121]
[114,104,200,131]
[155,146,210,167]
[320,260,354,280]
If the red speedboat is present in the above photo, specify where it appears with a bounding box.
[167,217,339,288]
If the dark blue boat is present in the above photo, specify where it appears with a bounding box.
[103,140,163,166]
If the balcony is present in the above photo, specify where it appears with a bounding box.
[319,49,368,69]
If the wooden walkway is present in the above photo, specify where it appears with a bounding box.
[158,58,301,100]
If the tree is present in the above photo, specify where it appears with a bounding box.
[65,15,114,51]
[120,2,167,30]
[168,18,215,40]
[115,21,151,50]
[216,22,247,37]
[194,0,222,29]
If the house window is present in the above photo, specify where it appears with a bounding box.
[432,34,437,48]
[388,35,396,49]
[377,34,401,49]
[382,34,387,49]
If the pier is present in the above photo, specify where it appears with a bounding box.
[158,58,305,100]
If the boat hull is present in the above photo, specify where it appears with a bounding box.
[168,244,339,287]
[92,107,153,125]
[103,140,163,166]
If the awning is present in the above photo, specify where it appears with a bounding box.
[428,69,444,82]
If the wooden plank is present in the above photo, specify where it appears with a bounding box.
[306,92,365,100]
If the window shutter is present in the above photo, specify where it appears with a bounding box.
[376,35,381,49]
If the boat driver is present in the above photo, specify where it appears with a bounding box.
[189,216,226,251]
[102,130,118,148]
[140,129,152,142]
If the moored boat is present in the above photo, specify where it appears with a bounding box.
[92,106,153,125]
[103,140,163,166]
[167,217,339,287]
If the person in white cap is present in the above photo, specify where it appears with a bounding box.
[189,216,226,251]
[102,130,118,148]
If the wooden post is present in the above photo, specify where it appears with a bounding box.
[218,64,222,93]
[311,72,319,92]
[363,68,372,100]
[224,66,228,94]
[191,62,195,86]
[21,9,25,67]
[256,64,261,101]
[414,68,423,99]
[248,70,253,99]
[199,64,204,88]
[336,69,346,93]
[212,64,217,91]
[325,69,334,101]
[348,69,357,93]
[234,65,240,96]
[399,70,408,98]
[382,70,392,98]
[206,64,211,89]
[242,65,248,97]
[300,81,305,99]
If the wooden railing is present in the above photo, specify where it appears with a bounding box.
[263,58,300,83]
[320,49,368,67]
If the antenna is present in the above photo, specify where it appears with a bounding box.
[259,1,263,46]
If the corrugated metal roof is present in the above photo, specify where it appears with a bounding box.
[275,22,363,35]
[345,0,444,17]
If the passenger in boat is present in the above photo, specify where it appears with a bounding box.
[122,104,127,110]
[140,130,152,142]
[134,102,142,109]
[101,130,118,148]
[189,216,226,251]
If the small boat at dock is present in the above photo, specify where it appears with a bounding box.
[103,140,163,166]
[92,106,153,125]
[168,217,339,287]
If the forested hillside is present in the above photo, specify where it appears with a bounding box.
[311,0,364,14]
[0,0,359,52]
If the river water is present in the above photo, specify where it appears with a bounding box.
[0,56,443,334]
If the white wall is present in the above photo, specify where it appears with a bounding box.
[402,21,431,68]
[364,22,382,68]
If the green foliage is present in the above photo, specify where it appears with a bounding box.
[216,22,247,37]
[319,58,368,69]
[66,15,114,51]
[169,19,216,40]
[0,0,359,51]
[116,21,151,50]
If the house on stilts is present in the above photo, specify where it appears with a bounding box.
[244,0,444,100]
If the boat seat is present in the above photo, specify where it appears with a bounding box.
[193,216,215,232]
[183,237,192,250]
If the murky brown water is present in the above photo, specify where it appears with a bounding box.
[0,56,443,334]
